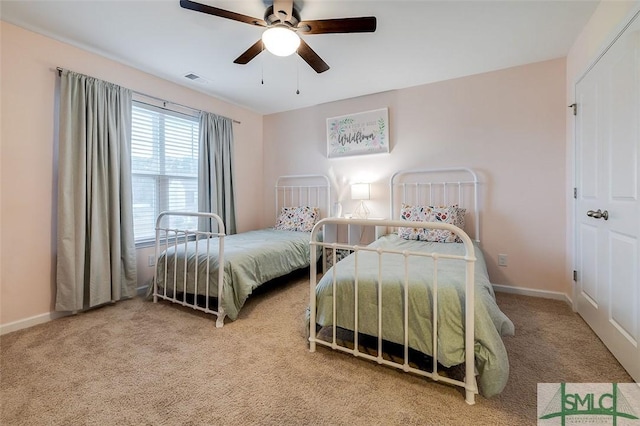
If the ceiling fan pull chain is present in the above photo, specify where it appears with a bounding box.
[261,44,264,85]
[296,55,300,95]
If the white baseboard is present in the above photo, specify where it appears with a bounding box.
[1,284,570,335]
[2,288,150,336]
[492,283,573,306]
[0,311,71,336]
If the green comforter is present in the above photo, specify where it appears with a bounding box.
[314,234,514,397]
[157,228,313,320]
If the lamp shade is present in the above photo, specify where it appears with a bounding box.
[262,26,300,57]
[351,183,370,200]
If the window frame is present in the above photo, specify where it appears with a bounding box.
[131,100,200,247]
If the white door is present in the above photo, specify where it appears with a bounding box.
[575,12,640,382]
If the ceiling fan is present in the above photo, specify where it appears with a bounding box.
[179,0,377,73]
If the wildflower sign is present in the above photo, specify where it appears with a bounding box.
[327,108,389,158]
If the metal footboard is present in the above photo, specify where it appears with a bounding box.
[308,218,479,405]
[153,211,227,328]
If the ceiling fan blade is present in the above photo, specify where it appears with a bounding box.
[298,17,377,35]
[273,0,294,23]
[297,39,329,73]
[180,0,266,27]
[233,40,264,65]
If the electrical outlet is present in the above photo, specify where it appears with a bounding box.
[498,254,508,267]
[148,255,155,267]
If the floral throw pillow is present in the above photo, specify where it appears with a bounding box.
[274,206,320,232]
[398,204,466,243]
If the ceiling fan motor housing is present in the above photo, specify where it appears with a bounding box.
[264,5,301,28]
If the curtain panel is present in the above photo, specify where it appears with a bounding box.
[198,112,237,234]
[56,70,137,311]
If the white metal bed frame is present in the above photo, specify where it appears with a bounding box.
[308,167,481,404]
[389,167,480,242]
[153,211,227,326]
[153,174,330,328]
[274,174,332,220]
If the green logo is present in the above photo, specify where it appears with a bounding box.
[539,383,639,425]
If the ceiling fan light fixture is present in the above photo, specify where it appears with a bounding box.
[262,26,300,57]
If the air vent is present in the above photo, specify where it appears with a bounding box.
[183,72,210,85]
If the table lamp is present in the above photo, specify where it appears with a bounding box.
[351,183,371,219]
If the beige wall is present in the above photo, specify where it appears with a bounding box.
[5,2,638,329]
[564,1,640,304]
[0,22,263,327]
[264,58,568,294]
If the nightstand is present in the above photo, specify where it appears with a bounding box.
[322,218,386,269]
[323,217,385,246]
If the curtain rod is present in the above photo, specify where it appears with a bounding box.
[55,67,241,124]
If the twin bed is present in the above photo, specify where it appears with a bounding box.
[153,174,330,327]
[152,168,513,404]
[309,168,514,404]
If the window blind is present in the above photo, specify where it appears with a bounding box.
[131,102,199,244]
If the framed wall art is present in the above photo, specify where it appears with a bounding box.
[326,107,389,158]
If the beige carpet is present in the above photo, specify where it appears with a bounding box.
[1,270,632,425]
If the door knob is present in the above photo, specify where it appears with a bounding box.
[587,209,609,220]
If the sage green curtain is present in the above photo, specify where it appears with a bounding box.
[198,112,237,234]
[56,70,137,311]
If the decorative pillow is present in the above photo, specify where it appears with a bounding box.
[274,206,320,232]
[398,204,466,243]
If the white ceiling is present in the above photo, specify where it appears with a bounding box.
[1,0,599,115]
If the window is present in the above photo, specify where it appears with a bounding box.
[131,102,200,245]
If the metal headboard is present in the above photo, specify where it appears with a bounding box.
[390,167,480,242]
[275,174,331,220]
